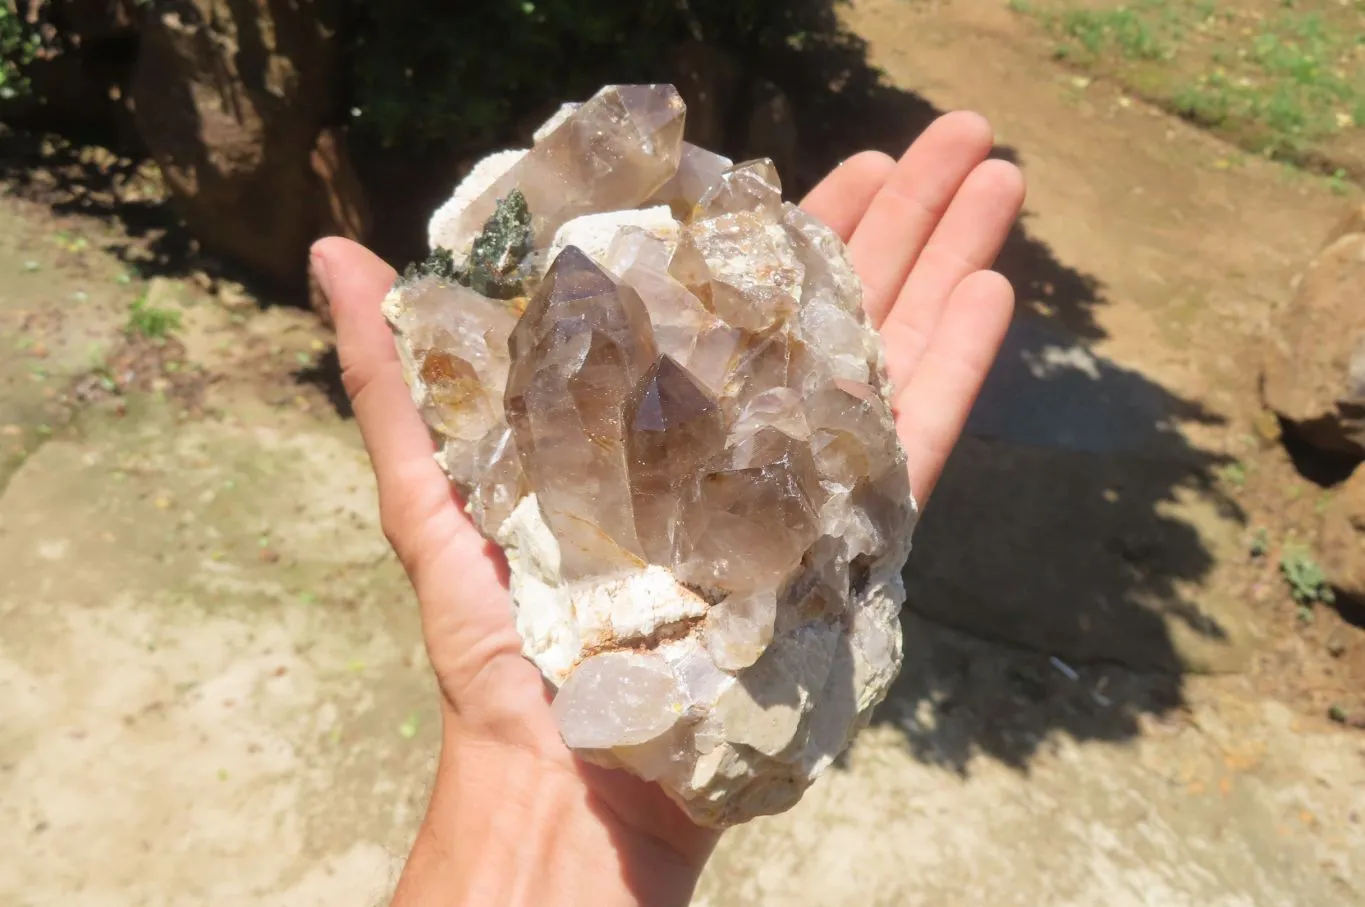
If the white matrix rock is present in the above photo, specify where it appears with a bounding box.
[383,84,918,827]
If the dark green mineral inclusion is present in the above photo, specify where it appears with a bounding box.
[397,189,534,300]
[466,188,534,299]
[400,247,459,285]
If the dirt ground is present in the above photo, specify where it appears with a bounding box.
[3,0,1365,904]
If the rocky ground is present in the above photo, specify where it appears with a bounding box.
[3,0,1365,904]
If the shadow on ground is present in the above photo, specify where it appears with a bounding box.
[0,128,304,314]
[0,9,1247,776]
[0,129,205,278]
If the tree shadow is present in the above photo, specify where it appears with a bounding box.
[0,128,201,279]
[870,613,1190,774]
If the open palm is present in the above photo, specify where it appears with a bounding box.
[311,111,1023,902]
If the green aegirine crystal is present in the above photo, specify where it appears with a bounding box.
[464,189,534,299]
[399,246,460,286]
[399,190,533,299]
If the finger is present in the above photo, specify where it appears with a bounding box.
[894,270,1014,503]
[310,237,476,573]
[848,111,995,326]
[881,158,1025,391]
[799,150,896,241]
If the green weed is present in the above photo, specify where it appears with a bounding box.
[1215,460,1247,488]
[398,713,420,740]
[1173,79,1232,126]
[1018,0,1365,177]
[52,231,90,254]
[126,294,182,339]
[1280,542,1335,606]
[1056,5,1175,61]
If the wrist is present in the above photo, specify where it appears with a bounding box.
[390,713,711,907]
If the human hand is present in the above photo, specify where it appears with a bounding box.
[310,109,1022,907]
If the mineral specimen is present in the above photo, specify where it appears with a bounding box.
[383,84,917,828]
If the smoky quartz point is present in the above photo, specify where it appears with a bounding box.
[384,84,917,828]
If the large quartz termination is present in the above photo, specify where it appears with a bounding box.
[384,85,917,828]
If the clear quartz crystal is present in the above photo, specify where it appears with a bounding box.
[695,159,783,221]
[440,85,686,256]
[385,277,525,532]
[649,142,733,220]
[386,279,518,449]
[683,213,805,332]
[553,651,684,749]
[732,387,811,442]
[386,84,917,830]
[464,427,525,532]
[504,247,657,577]
[625,356,727,565]
[673,428,824,594]
[604,225,676,276]
[611,233,742,395]
[705,588,779,671]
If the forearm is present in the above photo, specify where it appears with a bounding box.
[391,730,706,907]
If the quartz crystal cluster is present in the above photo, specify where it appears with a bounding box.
[382,85,917,827]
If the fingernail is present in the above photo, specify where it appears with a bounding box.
[309,246,332,300]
